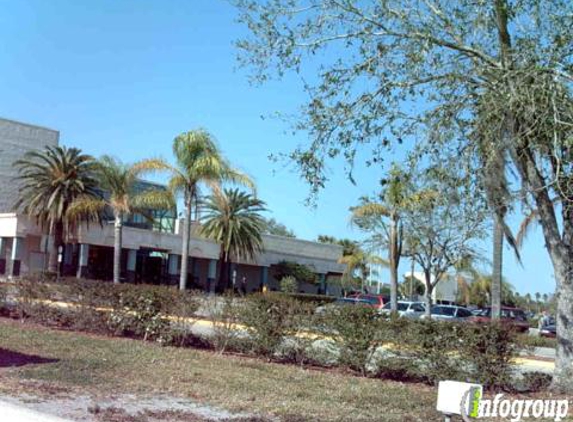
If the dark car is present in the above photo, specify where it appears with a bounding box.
[540,324,557,338]
[469,307,530,332]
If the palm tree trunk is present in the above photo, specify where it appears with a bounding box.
[491,218,503,320]
[216,247,228,293]
[48,221,64,274]
[179,191,193,290]
[113,212,123,284]
[389,216,399,312]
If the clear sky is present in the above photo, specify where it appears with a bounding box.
[0,0,554,295]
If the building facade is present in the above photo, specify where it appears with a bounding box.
[0,118,345,294]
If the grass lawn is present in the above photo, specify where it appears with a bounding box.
[0,318,439,421]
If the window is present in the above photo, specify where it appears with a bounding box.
[457,308,472,318]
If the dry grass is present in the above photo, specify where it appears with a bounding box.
[0,318,439,421]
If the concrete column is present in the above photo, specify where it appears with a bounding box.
[0,238,6,275]
[126,249,137,283]
[260,266,269,292]
[167,254,179,286]
[76,244,90,279]
[9,237,23,277]
[207,259,217,293]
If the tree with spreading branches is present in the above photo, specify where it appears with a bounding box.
[234,0,573,391]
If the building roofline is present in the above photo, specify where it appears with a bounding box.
[0,117,59,135]
[262,232,345,251]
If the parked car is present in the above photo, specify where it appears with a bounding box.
[348,293,388,311]
[381,301,426,318]
[469,306,530,332]
[315,297,373,314]
[539,324,557,338]
[420,305,473,321]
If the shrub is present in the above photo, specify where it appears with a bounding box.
[520,372,553,392]
[205,293,246,353]
[280,276,298,294]
[280,293,336,305]
[239,294,311,359]
[458,322,520,390]
[107,288,173,343]
[396,319,466,384]
[317,305,382,375]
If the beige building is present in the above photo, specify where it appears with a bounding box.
[0,117,345,294]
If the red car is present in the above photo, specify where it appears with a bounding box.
[348,294,388,311]
[469,307,530,333]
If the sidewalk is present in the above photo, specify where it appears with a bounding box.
[0,400,74,422]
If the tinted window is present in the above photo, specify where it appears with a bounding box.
[432,306,456,316]
[397,303,409,311]
[457,309,472,318]
[411,304,425,312]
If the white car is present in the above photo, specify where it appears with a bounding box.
[381,301,426,318]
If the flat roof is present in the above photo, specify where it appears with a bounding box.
[0,116,59,135]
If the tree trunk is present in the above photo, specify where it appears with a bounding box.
[48,221,64,274]
[113,212,123,284]
[553,264,573,392]
[491,218,503,320]
[216,247,228,293]
[389,216,399,312]
[424,271,433,318]
[179,192,192,290]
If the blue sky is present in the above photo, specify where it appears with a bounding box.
[0,0,553,295]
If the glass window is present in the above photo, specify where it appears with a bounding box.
[457,309,472,318]
[432,306,456,316]
[411,304,425,312]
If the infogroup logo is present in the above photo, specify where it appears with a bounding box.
[461,393,569,422]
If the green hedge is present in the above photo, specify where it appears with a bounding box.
[6,277,525,390]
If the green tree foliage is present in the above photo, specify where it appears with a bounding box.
[317,236,387,291]
[201,189,266,292]
[136,129,254,290]
[68,156,175,284]
[402,166,486,316]
[456,274,516,308]
[233,0,573,391]
[350,164,413,311]
[14,146,99,273]
[262,217,296,238]
[274,260,317,284]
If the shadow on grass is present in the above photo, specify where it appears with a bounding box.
[0,347,58,368]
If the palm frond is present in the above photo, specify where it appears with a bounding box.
[516,210,538,249]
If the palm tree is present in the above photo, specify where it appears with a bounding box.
[349,164,410,312]
[535,292,542,313]
[136,129,254,290]
[338,249,388,293]
[200,188,266,292]
[14,145,99,274]
[68,156,174,284]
